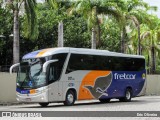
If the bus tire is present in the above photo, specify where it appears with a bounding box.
[64,90,75,106]
[119,88,132,102]
[99,98,110,103]
[39,102,49,107]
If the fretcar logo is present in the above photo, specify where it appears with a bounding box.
[114,73,136,80]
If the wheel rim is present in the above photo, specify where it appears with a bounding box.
[67,93,74,104]
[126,90,131,100]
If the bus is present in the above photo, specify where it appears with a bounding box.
[10,47,146,107]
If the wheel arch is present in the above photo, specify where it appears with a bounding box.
[126,86,132,90]
[125,86,133,96]
[64,88,77,100]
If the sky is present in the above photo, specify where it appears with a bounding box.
[143,0,160,18]
[38,0,160,18]
[38,0,45,3]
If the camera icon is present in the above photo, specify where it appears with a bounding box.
[2,112,12,117]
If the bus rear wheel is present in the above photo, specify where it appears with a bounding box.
[39,102,49,107]
[99,98,110,103]
[64,90,75,106]
[119,88,132,102]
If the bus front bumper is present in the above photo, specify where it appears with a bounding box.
[16,89,49,103]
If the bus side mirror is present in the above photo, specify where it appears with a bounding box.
[10,63,20,74]
[43,59,58,73]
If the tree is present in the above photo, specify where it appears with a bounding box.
[140,16,160,74]
[0,2,13,69]
[126,12,160,74]
[46,0,71,47]
[64,15,90,48]
[126,10,153,55]
[23,3,90,50]
[100,18,121,51]
[14,3,60,63]
[117,0,150,54]
[6,0,37,64]
[69,0,122,49]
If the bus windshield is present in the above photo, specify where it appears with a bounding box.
[17,58,46,89]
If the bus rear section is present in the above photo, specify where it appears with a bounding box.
[64,52,146,103]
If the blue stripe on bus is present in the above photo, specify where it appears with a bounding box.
[16,88,30,94]
[22,50,42,59]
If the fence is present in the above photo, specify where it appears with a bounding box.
[0,72,160,104]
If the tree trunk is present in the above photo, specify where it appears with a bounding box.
[96,21,101,47]
[137,25,141,55]
[58,21,63,47]
[151,46,156,74]
[91,27,96,49]
[121,27,126,53]
[147,54,150,74]
[13,10,20,64]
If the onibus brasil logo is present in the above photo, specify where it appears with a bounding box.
[2,112,42,117]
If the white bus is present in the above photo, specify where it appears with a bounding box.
[10,47,146,107]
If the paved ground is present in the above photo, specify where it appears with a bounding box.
[0,96,160,120]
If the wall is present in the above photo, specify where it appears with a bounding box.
[0,72,16,103]
[146,75,160,95]
[0,72,159,103]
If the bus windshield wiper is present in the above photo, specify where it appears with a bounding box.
[20,69,32,89]
[20,76,27,89]
[29,70,36,87]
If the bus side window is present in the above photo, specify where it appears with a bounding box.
[66,54,83,73]
[51,53,68,78]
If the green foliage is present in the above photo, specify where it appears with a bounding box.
[0,5,13,66]
[129,14,160,74]
[0,6,12,35]
[36,3,58,48]
[23,0,38,40]
[21,3,59,50]
[1,0,160,74]
[99,18,121,52]
[21,3,91,51]
[64,15,90,48]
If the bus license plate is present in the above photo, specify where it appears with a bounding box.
[26,98,31,102]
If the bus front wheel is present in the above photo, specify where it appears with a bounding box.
[39,102,49,107]
[64,90,75,106]
[119,88,132,102]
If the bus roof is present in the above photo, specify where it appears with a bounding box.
[22,47,145,59]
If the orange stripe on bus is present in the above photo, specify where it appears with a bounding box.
[30,89,36,94]
[36,48,53,57]
[78,71,111,100]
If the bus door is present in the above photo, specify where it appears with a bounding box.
[47,63,62,102]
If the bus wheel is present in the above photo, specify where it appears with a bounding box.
[39,102,49,107]
[119,88,132,102]
[64,90,75,106]
[99,98,110,103]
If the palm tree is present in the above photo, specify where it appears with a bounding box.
[47,0,71,47]
[126,10,152,54]
[117,0,149,54]
[140,16,160,74]
[6,0,37,64]
[69,0,122,49]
